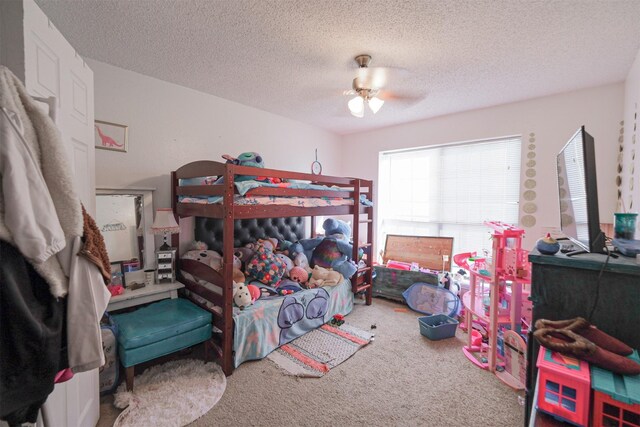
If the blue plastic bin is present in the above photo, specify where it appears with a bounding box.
[418,314,459,340]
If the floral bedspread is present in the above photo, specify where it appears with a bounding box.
[232,278,354,368]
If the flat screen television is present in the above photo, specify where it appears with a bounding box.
[556,126,605,255]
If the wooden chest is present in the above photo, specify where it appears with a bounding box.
[382,235,454,271]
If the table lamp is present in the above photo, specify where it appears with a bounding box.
[150,208,179,250]
[150,208,179,283]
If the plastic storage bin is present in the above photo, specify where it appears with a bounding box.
[418,314,459,340]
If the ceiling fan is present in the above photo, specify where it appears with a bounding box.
[344,54,409,118]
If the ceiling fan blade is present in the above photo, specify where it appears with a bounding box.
[356,67,390,89]
[377,90,427,105]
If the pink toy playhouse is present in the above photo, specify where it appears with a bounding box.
[536,346,591,426]
[591,350,640,427]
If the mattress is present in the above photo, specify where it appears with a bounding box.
[179,178,350,205]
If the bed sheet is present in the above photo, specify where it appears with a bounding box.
[232,278,353,367]
[178,179,345,205]
[179,194,354,207]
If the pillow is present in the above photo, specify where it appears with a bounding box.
[246,244,286,286]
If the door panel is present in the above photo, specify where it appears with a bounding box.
[21,1,99,426]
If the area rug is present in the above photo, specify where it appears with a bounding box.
[112,359,226,427]
[267,323,374,377]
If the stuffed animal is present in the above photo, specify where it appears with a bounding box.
[289,266,309,286]
[322,218,351,241]
[246,284,261,303]
[276,253,294,277]
[233,281,253,310]
[258,237,278,252]
[192,241,208,251]
[277,240,304,258]
[308,265,344,288]
[298,218,357,280]
[293,252,312,274]
[214,152,266,183]
[182,249,223,271]
[233,267,246,284]
[234,246,256,269]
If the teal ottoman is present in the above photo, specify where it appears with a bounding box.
[112,298,212,390]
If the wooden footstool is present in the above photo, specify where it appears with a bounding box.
[112,298,212,391]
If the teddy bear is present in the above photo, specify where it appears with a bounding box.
[298,218,358,279]
[182,248,223,271]
[233,281,253,310]
[307,265,344,288]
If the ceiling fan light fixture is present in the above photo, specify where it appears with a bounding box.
[368,96,384,114]
[348,95,364,118]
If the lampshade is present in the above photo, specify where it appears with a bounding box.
[348,94,384,117]
[151,208,179,250]
[151,208,179,234]
[368,96,384,114]
[348,96,364,118]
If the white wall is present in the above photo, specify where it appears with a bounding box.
[89,59,342,211]
[341,83,624,249]
[621,48,640,233]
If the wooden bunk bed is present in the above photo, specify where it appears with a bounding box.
[171,160,374,375]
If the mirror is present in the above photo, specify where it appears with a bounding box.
[96,188,154,269]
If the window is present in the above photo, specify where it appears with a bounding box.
[378,136,522,262]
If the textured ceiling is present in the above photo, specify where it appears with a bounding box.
[36,0,640,135]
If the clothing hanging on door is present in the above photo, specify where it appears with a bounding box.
[0,66,111,424]
[0,241,65,424]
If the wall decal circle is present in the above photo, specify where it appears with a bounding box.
[529,133,535,137]
[523,190,536,201]
[561,213,574,226]
[559,188,567,199]
[559,200,568,212]
[528,144,536,150]
[616,175,622,186]
[526,169,536,178]
[529,137,536,143]
[521,215,536,227]
[523,202,537,214]
[526,160,536,168]
[524,179,537,189]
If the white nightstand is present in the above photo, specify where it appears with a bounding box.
[107,281,184,312]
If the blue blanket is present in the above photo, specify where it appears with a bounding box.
[233,278,353,367]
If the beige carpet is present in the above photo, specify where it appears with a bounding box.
[99,298,524,426]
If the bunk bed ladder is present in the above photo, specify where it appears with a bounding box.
[352,178,374,305]
[220,165,235,375]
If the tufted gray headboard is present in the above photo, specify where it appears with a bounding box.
[194,217,306,253]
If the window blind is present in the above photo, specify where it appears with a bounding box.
[378,136,522,259]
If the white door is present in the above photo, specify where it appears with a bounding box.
[20,1,99,426]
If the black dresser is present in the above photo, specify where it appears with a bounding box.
[524,249,640,425]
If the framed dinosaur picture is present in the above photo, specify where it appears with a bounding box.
[95,120,128,152]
